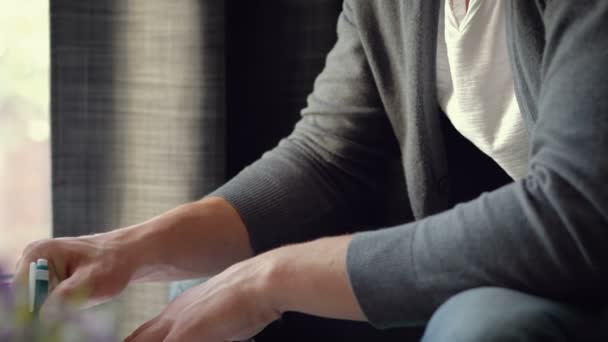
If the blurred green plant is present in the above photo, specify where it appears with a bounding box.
[0,267,115,342]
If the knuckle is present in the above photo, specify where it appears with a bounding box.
[23,238,52,257]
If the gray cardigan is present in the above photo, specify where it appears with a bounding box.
[213,0,608,328]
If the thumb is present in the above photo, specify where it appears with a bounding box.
[40,269,91,321]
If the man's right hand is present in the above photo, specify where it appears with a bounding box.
[14,230,138,316]
[13,197,253,318]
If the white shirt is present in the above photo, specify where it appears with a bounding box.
[436,0,530,180]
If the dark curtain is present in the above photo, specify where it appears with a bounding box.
[51,0,421,340]
[51,0,225,235]
[225,0,342,177]
[51,0,226,336]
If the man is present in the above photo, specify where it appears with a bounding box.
[16,1,608,341]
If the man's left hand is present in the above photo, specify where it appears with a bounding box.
[124,254,280,342]
[124,235,364,341]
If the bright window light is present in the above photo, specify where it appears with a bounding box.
[0,0,51,271]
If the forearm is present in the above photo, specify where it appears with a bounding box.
[266,235,366,322]
[114,196,253,282]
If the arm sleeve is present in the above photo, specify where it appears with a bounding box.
[346,1,608,328]
[211,1,397,254]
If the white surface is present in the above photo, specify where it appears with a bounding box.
[0,0,52,272]
[28,262,35,312]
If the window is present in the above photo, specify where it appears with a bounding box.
[0,0,51,270]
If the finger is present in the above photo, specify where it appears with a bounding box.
[14,256,25,282]
[13,242,46,286]
[48,255,69,288]
[14,240,63,289]
[10,256,32,305]
[39,269,89,320]
[125,316,170,342]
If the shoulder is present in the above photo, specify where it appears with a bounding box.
[343,0,407,28]
[343,1,434,45]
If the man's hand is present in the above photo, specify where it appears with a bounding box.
[14,231,139,317]
[125,235,366,342]
[13,197,254,319]
[125,255,281,342]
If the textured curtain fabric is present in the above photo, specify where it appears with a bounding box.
[51,0,421,341]
[51,0,225,338]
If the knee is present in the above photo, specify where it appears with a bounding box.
[422,287,563,342]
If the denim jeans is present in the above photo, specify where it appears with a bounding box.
[421,287,607,342]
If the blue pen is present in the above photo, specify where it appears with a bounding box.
[28,259,49,314]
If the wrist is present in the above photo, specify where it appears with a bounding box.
[260,236,366,321]
[112,197,252,282]
[100,203,192,282]
[259,246,294,315]
[101,224,154,282]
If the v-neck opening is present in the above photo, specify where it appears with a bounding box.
[447,0,481,33]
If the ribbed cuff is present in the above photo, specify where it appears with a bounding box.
[209,156,334,254]
[346,224,429,328]
[210,166,291,254]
